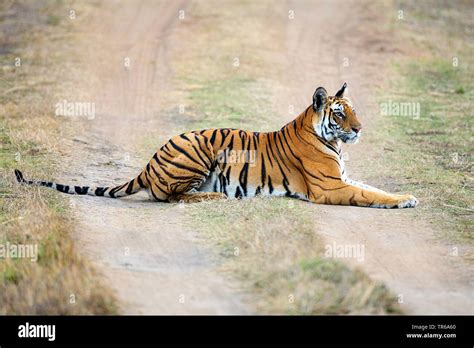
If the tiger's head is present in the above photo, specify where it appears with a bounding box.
[312,82,362,144]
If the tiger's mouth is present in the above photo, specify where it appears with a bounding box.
[340,131,361,144]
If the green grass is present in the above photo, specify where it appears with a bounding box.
[184,77,274,131]
[2,265,19,284]
[378,56,473,244]
[46,14,61,26]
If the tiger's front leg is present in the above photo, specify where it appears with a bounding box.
[310,180,418,208]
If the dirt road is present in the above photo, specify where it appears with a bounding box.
[281,0,472,314]
[60,0,249,314]
[59,0,472,314]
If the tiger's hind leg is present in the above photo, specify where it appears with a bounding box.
[143,132,218,202]
[168,192,227,203]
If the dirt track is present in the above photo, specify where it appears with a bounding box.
[60,0,472,314]
[61,0,249,314]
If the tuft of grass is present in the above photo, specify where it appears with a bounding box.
[455,86,465,94]
[46,14,60,26]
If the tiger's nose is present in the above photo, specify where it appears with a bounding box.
[352,126,361,134]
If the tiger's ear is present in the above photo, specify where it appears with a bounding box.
[335,82,347,98]
[313,87,328,113]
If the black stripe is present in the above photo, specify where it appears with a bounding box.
[270,136,291,190]
[154,161,196,181]
[314,134,339,155]
[253,132,260,146]
[180,133,191,141]
[282,127,340,183]
[292,121,314,147]
[180,134,210,169]
[210,129,218,145]
[276,130,296,170]
[235,186,243,199]
[125,180,135,194]
[238,163,249,196]
[268,139,292,190]
[143,170,153,187]
[311,181,350,192]
[14,169,24,183]
[265,141,274,168]
[219,172,228,196]
[190,143,210,170]
[95,187,108,196]
[318,171,340,180]
[148,184,161,201]
[144,170,168,198]
[227,134,234,151]
[273,131,293,173]
[153,153,168,168]
[161,147,173,158]
[74,186,89,195]
[195,136,214,167]
[161,156,207,176]
[283,177,291,195]
[137,173,146,188]
[56,184,69,193]
[168,139,203,167]
[260,153,266,188]
[225,166,231,185]
[219,128,229,147]
[240,131,246,151]
[109,183,127,197]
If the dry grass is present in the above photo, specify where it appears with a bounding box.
[0,0,117,314]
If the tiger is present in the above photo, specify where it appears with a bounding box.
[15,82,418,208]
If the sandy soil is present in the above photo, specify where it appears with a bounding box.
[59,0,472,314]
[60,0,249,314]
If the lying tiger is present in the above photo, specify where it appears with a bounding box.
[15,82,418,208]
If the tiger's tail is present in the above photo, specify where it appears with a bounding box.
[14,169,148,198]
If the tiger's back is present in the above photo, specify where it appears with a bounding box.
[163,128,308,200]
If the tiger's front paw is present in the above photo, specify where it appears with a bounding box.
[397,195,418,208]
